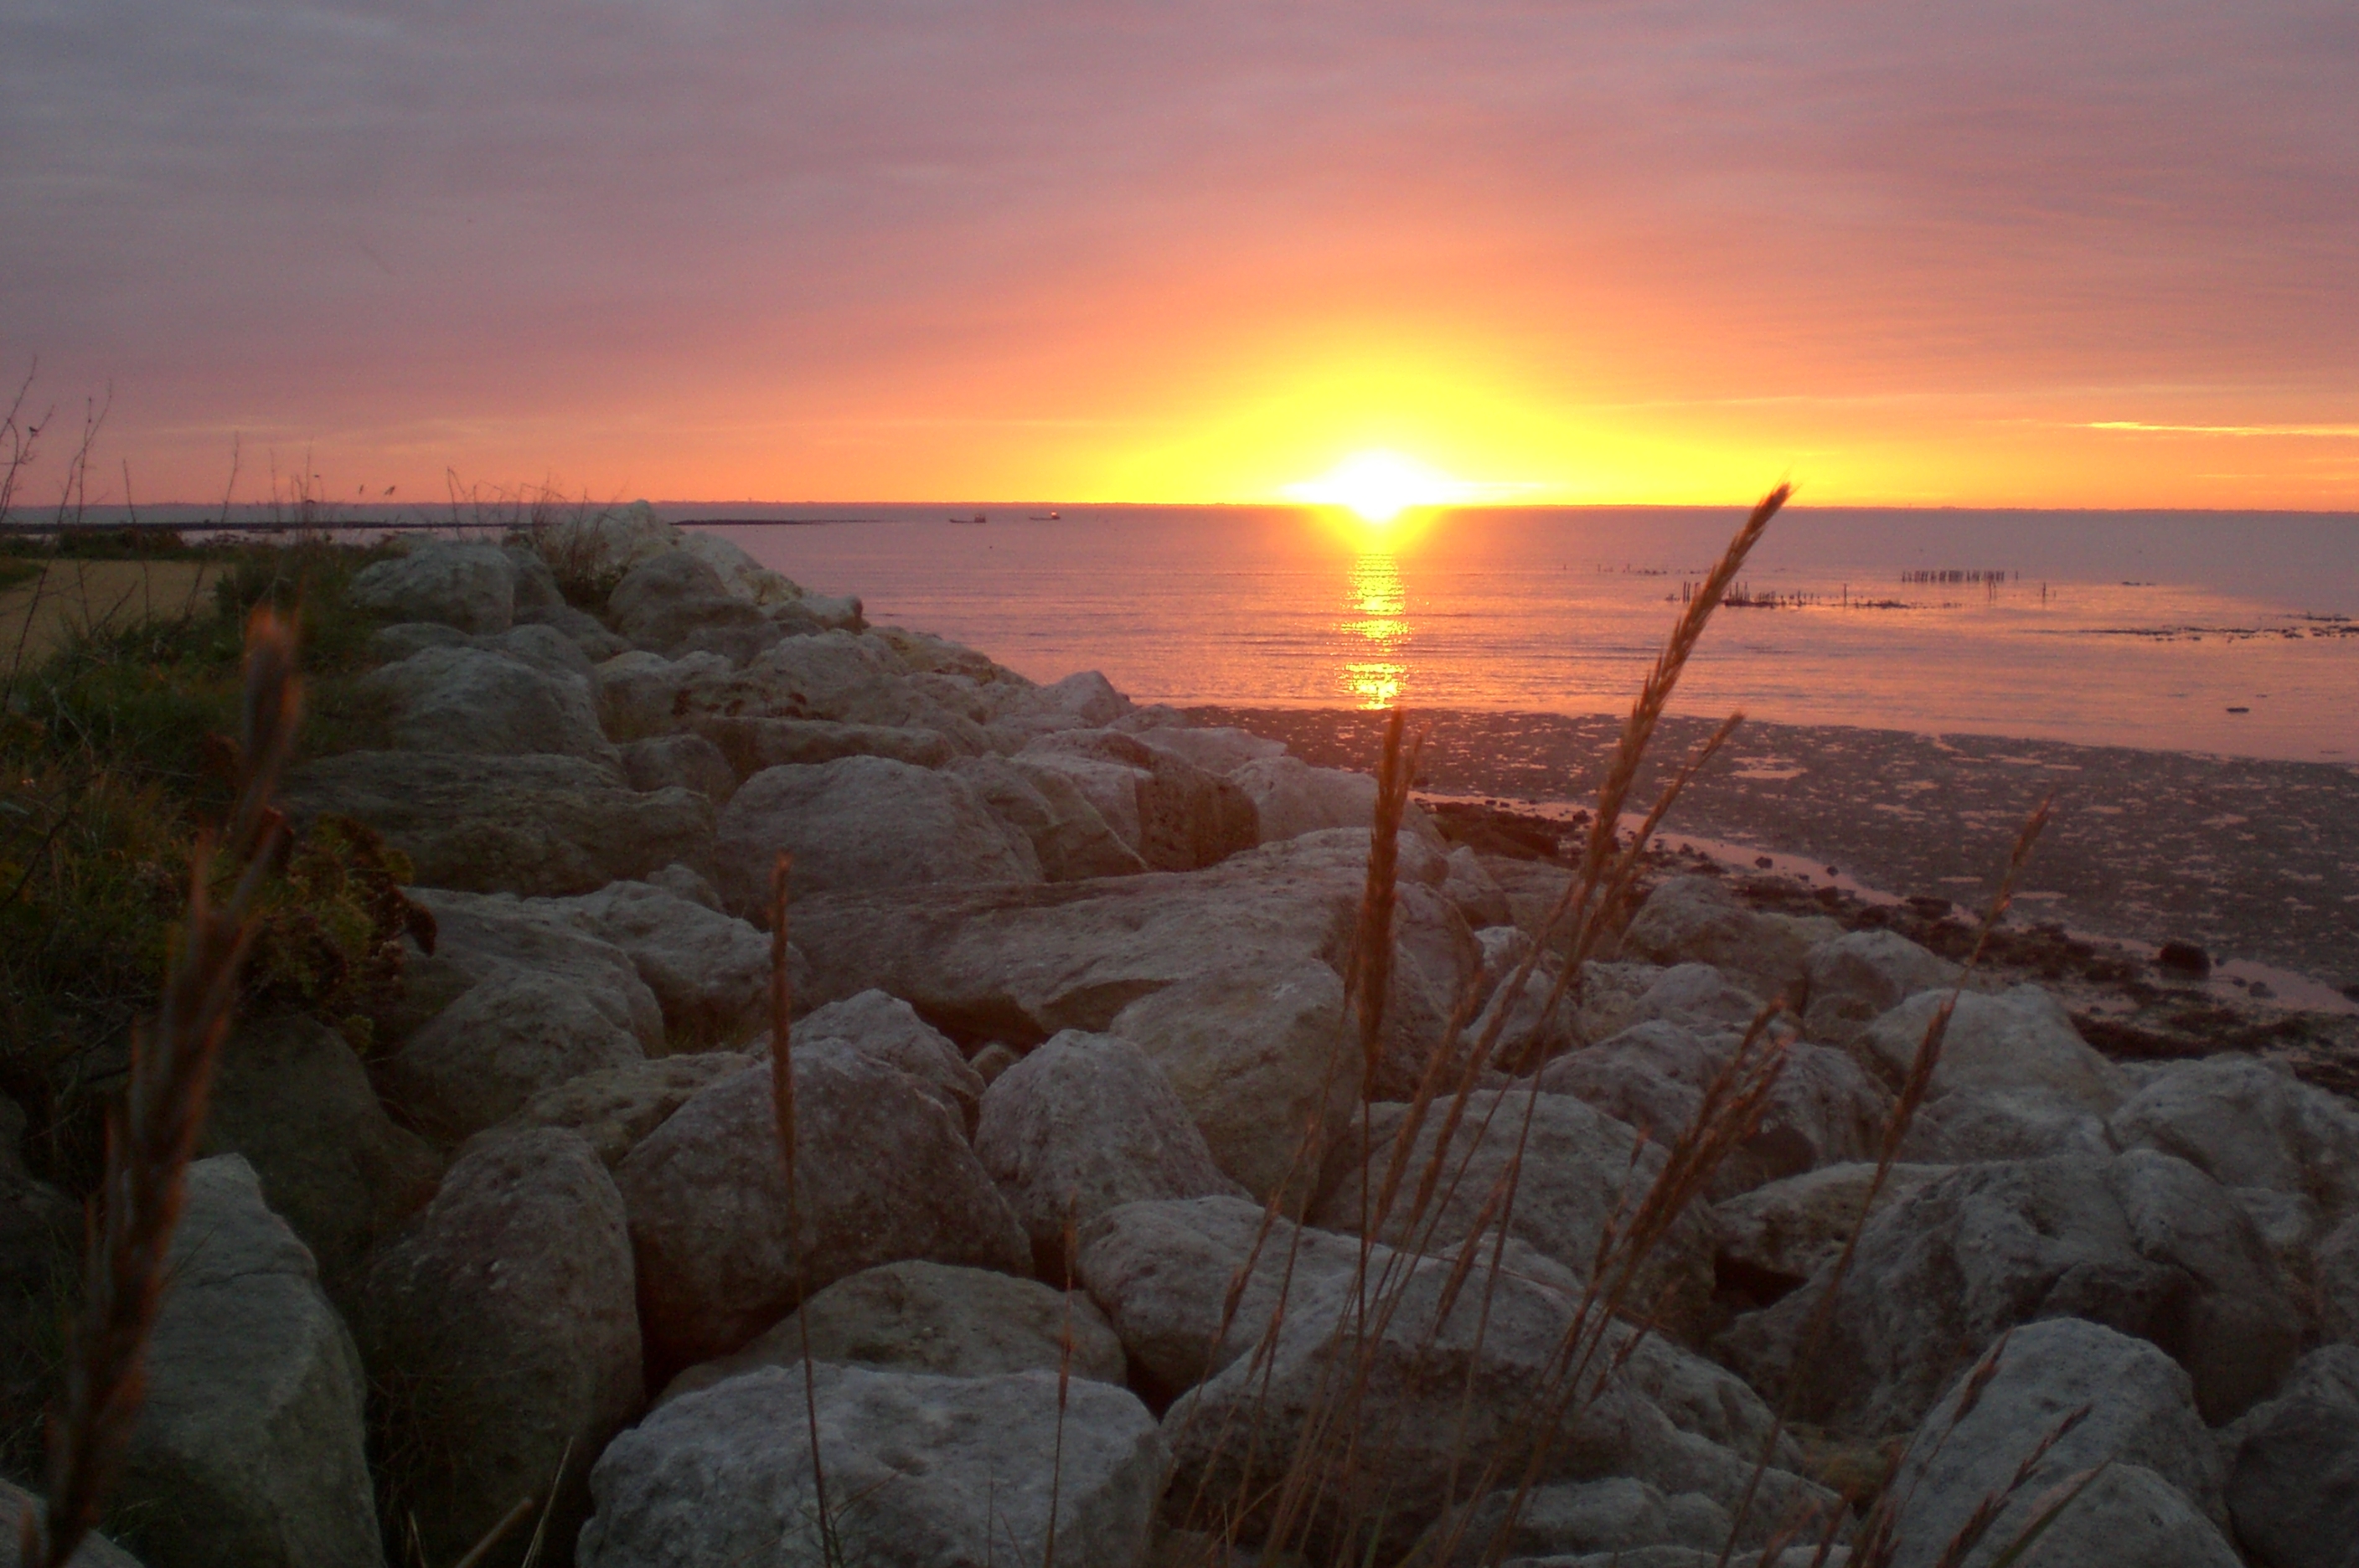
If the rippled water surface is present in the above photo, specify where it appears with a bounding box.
[691,505,2359,762]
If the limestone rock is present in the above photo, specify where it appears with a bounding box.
[502,1053,760,1167]
[348,541,515,633]
[2227,1345,2359,1568]
[1108,962,1358,1210]
[116,1157,379,1568]
[1536,1022,1889,1199]
[1710,1162,1950,1307]
[713,755,1040,916]
[1074,1195,1370,1400]
[553,879,775,1047]
[607,549,781,663]
[516,601,632,663]
[661,1259,1124,1406]
[282,751,714,898]
[951,753,1150,881]
[198,1014,441,1292]
[692,714,955,778]
[792,988,985,1130]
[1880,1318,2227,1568]
[1802,929,1961,1044]
[1620,877,1825,1001]
[1021,730,1259,872]
[1441,843,1513,927]
[789,833,1472,1102]
[2110,1055,2359,1221]
[535,500,681,578]
[387,890,665,1141]
[674,529,808,606]
[2320,1215,2359,1344]
[976,1030,1246,1272]
[687,628,992,743]
[1226,755,1381,844]
[1314,1090,1716,1341]
[360,644,617,762]
[1718,1149,2300,1433]
[1851,985,2129,1115]
[577,1364,1166,1568]
[592,649,731,740]
[617,732,736,805]
[1128,725,1287,776]
[616,1059,1029,1368]
[1163,1247,1839,1561]
[359,1129,641,1568]
[387,970,648,1143]
[1443,1478,1734,1565]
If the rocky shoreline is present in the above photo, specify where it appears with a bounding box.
[1192,706,2359,999]
[3,509,2355,1568]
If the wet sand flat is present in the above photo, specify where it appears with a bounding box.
[1195,704,2359,993]
[0,560,220,668]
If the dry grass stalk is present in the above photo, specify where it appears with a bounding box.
[19,606,300,1568]
[447,1496,537,1568]
[767,851,843,1568]
[1203,490,1794,1564]
[1713,794,2059,1567]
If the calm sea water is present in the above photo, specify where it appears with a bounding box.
[685,505,2359,764]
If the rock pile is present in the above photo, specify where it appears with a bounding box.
[8,512,2354,1568]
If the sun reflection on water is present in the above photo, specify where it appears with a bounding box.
[1340,549,1408,708]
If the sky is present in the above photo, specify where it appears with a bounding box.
[3,0,2356,508]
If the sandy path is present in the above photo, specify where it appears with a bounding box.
[0,559,221,670]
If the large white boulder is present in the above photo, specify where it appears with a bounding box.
[975,1030,1247,1271]
[115,1157,379,1568]
[281,751,715,898]
[592,649,730,740]
[713,755,1040,916]
[551,879,775,1047]
[1161,1243,1839,1561]
[1878,1318,2227,1568]
[1620,876,1834,1002]
[359,1128,642,1568]
[607,549,781,663]
[659,1259,1126,1406]
[1853,984,2129,1161]
[2224,1345,2359,1568]
[2110,1055,2359,1222]
[1802,928,1961,1044]
[1019,730,1260,872]
[501,1052,761,1168]
[949,753,1149,881]
[1107,961,1358,1210]
[360,644,617,763]
[577,1364,1166,1568]
[790,988,985,1131]
[388,888,665,1142]
[1314,1089,1716,1341]
[614,1058,1029,1367]
[349,540,516,633]
[1717,1149,2300,1432]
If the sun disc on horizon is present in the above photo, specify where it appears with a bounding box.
[1283,449,1472,525]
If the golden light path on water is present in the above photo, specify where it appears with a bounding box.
[1340,549,1408,708]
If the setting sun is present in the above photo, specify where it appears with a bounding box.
[1282,450,1474,524]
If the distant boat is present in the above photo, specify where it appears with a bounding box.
[949,513,987,525]
[1027,511,1061,520]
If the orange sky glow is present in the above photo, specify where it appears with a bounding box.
[4,3,2353,509]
